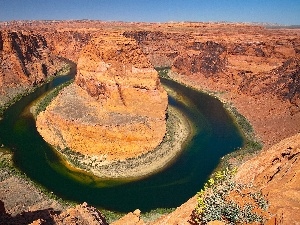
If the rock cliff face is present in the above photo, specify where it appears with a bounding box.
[1,21,300,224]
[0,30,64,106]
[43,30,92,62]
[37,34,168,164]
[126,24,300,148]
[171,37,300,115]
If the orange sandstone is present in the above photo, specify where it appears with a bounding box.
[36,34,167,162]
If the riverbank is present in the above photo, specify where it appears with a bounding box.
[166,71,261,164]
[0,149,69,216]
[0,63,71,118]
[0,61,78,222]
[48,105,192,180]
[167,70,300,165]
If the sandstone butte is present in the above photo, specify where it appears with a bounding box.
[1,21,300,225]
[36,33,168,161]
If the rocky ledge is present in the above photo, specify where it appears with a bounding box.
[36,33,169,177]
[0,30,66,109]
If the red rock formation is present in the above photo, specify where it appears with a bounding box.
[1,20,300,224]
[37,34,168,164]
[53,202,108,225]
[235,133,300,225]
[0,30,64,105]
[0,201,108,225]
[43,30,92,62]
[111,209,144,225]
[147,197,196,225]
[133,26,300,148]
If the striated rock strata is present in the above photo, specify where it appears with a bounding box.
[36,34,168,177]
[1,21,300,224]
[0,30,65,107]
[125,25,300,148]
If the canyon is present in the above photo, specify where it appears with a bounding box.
[36,33,170,178]
[0,20,300,224]
[0,29,66,111]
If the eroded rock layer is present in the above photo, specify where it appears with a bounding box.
[123,24,300,149]
[0,30,65,106]
[37,34,168,161]
[1,21,300,224]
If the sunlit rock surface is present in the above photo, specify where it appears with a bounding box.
[36,34,168,161]
[0,30,64,105]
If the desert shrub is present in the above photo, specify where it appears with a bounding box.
[155,67,171,79]
[35,79,73,116]
[192,167,268,225]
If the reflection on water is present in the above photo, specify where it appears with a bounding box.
[0,70,243,212]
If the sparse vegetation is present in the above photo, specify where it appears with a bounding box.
[101,210,125,224]
[142,208,175,222]
[155,67,171,79]
[0,86,32,117]
[0,151,27,179]
[34,78,74,116]
[0,63,71,117]
[217,104,263,170]
[0,152,74,207]
[192,167,268,225]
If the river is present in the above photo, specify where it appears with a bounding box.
[0,65,243,212]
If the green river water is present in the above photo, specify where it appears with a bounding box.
[0,66,243,213]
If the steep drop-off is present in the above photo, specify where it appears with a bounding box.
[125,25,300,148]
[0,30,65,107]
[36,34,168,176]
[1,21,300,224]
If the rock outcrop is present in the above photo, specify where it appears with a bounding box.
[0,200,108,225]
[53,202,108,225]
[111,209,144,225]
[235,133,300,225]
[0,30,65,106]
[44,30,92,62]
[36,33,168,176]
[1,20,300,224]
[126,24,300,148]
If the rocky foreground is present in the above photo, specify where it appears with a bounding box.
[0,21,300,224]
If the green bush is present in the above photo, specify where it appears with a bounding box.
[155,67,171,79]
[192,167,268,225]
[35,79,74,116]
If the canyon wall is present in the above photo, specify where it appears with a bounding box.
[125,24,300,148]
[0,30,65,107]
[235,133,300,224]
[43,30,92,62]
[36,33,168,165]
[1,21,300,224]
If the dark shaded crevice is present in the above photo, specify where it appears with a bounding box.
[116,83,126,106]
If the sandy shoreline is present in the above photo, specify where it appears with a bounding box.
[55,105,192,180]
